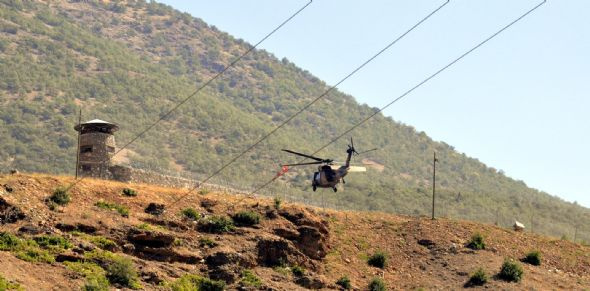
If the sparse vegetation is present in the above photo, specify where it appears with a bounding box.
[368,251,387,268]
[273,197,282,209]
[336,276,351,290]
[198,237,218,248]
[498,259,524,282]
[368,277,386,291]
[197,216,235,233]
[122,188,137,197]
[198,188,210,195]
[522,250,542,266]
[181,208,200,221]
[95,201,130,217]
[0,275,22,290]
[240,270,262,288]
[466,233,486,250]
[65,262,110,291]
[291,265,305,277]
[466,268,488,286]
[33,235,72,250]
[50,187,70,205]
[85,250,141,289]
[232,211,261,227]
[15,248,54,263]
[169,274,225,291]
[0,232,24,251]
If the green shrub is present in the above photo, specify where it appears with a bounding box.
[466,233,486,250]
[0,275,22,290]
[85,251,141,289]
[498,259,524,282]
[33,235,72,250]
[240,270,262,288]
[336,276,351,289]
[50,187,70,205]
[291,265,305,277]
[232,211,261,227]
[122,188,137,197]
[198,216,235,233]
[16,248,54,263]
[273,197,282,209]
[95,201,129,217]
[169,274,225,291]
[367,251,387,268]
[466,268,487,286]
[0,232,23,251]
[198,237,218,248]
[181,208,200,221]
[65,262,109,291]
[368,277,386,291]
[91,236,117,251]
[198,188,210,195]
[522,250,541,266]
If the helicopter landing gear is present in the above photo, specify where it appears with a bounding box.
[342,178,346,184]
[312,185,317,192]
[333,187,338,193]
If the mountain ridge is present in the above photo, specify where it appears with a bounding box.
[0,0,588,242]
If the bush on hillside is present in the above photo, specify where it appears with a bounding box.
[181,208,200,221]
[466,233,486,250]
[367,251,387,268]
[122,188,137,197]
[465,268,487,287]
[197,216,235,233]
[498,259,523,282]
[50,187,70,205]
[522,250,541,266]
[368,277,386,291]
[336,276,351,290]
[232,211,260,227]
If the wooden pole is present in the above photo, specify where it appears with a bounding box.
[75,108,82,179]
[432,152,437,220]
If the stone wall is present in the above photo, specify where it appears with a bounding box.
[108,165,248,195]
[78,132,116,179]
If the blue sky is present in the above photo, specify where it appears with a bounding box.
[159,0,590,208]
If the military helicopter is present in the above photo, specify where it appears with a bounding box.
[281,138,376,192]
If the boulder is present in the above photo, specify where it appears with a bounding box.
[256,237,309,268]
[127,229,175,248]
[295,275,327,289]
[295,226,328,260]
[18,224,43,235]
[55,251,84,263]
[145,203,165,216]
[205,249,255,268]
[55,222,97,234]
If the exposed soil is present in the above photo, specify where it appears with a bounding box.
[0,173,588,290]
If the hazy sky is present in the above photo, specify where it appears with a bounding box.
[158,0,590,208]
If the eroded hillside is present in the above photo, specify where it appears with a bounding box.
[0,173,587,290]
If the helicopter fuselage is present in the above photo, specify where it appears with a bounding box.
[312,165,349,190]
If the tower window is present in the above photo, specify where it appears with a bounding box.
[81,146,93,153]
[81,165,92,172]
[107,146,115,153]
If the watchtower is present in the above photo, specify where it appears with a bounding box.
[74,119,119,178]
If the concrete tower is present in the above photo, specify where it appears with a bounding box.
[74,119,119,178]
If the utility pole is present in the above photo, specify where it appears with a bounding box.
[74,108,82,179]
[431,152,438,220]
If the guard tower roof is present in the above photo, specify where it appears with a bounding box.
[74,119,119,133]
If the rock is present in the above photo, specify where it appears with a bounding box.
[145,203,165,216]
[55,222,98,234]
[417,239,436,249]
[18,224,43,235]
[55,251,84,263]
[0,197,25,224]
[208,265,238,284]
[127,229,175,248]
[295,226,329,260]
[295,275,326,289]
[3,184,13,193]
[278,208,329,235]
[273,227,300,241]
[265,209,278,219]
[134,246,200,264]
[256,237,308,268]
[122,243,135,253]
[140,270,163,285]
[200,198,218,211]
[205,249,255,268]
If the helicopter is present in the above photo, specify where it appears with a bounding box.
[281,138,376,192]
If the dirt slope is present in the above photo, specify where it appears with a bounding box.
[0,173,588,290]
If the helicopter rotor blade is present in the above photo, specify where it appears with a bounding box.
[348,166,367,172]
[282,161,325,167]
[282,149,326,162]
[357,148,378,155]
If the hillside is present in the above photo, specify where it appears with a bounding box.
[0,173,589,290]
[0,0,589,242]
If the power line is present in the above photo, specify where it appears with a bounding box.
[63,0,313,192]
[166,0,451,208]
[250,0,547,196]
